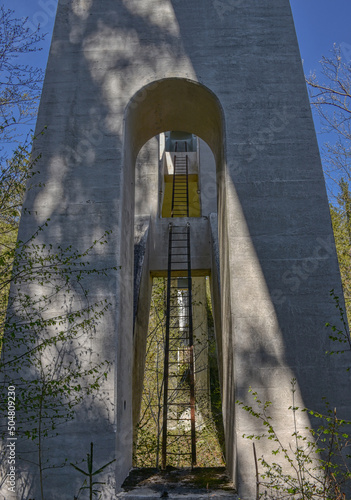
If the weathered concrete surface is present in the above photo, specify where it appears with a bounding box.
[199,139,217,216]
[136,137,159,218]
[1,0,349,499]
[208,214,223,391]
[117,491,239,499]
[133,216,152,439]
[150,218,212,275]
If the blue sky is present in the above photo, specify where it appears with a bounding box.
[7,0,351,82]
[4,0,351,194]
[290,0,351,75]
[290,0,351,198]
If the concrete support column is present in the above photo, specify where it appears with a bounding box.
[1,1,350,499]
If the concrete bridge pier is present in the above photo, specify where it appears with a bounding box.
[1,1,349,499]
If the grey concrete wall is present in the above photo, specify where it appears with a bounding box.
[1,0,349,498]
[135,138,159,218]
[192,277,210,396]
[199,139,217,216]
[133,216,152,441]
[209,214,223,393]
[150,218,211,275]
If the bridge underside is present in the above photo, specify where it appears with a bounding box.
[1,1,349,499]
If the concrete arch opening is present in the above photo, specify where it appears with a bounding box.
[135,132,218,221]
[124,78,225,165]
[133,130,223,468]
[4,2,349,497]
[119,78,228,477]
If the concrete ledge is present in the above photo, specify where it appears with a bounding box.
[149,217,211,274]
[117,490,239,499]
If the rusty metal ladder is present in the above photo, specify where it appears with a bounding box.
[171,141,189,218]
[161,222,196,468]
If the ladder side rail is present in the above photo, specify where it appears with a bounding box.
[162,223,173,469]
[187,223,196,466]
[171,155,177,218]
[186,154,189,217]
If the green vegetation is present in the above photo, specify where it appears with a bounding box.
[237,379,351,499]
[71,442,116,500]
[234,43,351,500]
[0,5,351,497]
[307,44,351,325]
[134,277,225,469]
[0,8,116,499]
[330,181,351,322]
[0,4,45,333]
[0,222,116,499]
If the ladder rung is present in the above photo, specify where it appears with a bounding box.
[168,336,190,340]
[169,389,192,392]
[166,452,192,456]
[167,402,192,406]
[168,435,192,438]
[163,166,196,468]
[169,345,190,348]
[169,352,191,356]
[167,418,192,421]
[168,340,190,344]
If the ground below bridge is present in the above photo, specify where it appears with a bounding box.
[117,467,239,499]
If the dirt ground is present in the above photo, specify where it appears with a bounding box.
[121,467,237,495]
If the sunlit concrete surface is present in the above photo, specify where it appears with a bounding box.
[0,1,349,499]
